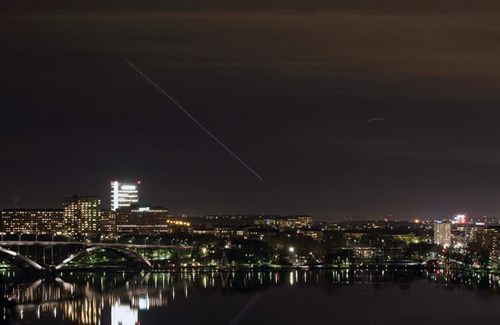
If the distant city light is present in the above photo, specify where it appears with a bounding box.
[453,214,466,224]
[166,219,190,226]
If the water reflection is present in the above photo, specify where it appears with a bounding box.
[0,268,499,325]
[111,303,137,325]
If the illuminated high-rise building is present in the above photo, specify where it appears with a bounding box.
[434,221,451,247]
[111,181,140,211]
[63,196,101,236]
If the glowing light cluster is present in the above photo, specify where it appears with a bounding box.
[453,214,466,224]
[166,220,191,226]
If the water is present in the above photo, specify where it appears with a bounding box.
[1,268,499,325]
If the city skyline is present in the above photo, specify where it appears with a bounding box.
[2,0,500,221]
[1,181,495,222]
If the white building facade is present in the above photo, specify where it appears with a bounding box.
[434,221,451,247]
[111,181,139,211]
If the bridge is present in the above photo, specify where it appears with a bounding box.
[0,241,194,275]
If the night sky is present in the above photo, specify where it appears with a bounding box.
[2,0,500,220]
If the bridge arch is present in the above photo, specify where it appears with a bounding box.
[55,246,152,270]
[0,247,43,273]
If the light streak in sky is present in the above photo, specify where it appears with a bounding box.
[125,59,262,180]
[368,118,385,123]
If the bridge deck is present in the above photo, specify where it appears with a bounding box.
[0,241,194,249]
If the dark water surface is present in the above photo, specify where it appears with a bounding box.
[1,268,499,325]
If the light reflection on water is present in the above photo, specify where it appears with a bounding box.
[0,268,500,325]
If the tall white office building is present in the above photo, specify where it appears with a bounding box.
[111,181,140,211]
[434,221,451,247]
